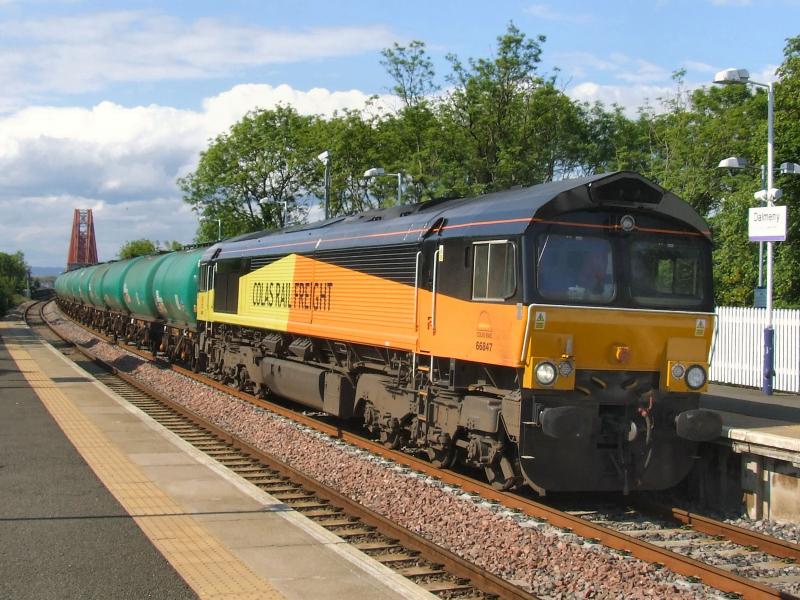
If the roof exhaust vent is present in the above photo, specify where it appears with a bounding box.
[588,174,663,205]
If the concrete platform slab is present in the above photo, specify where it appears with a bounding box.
[0,314,435,600]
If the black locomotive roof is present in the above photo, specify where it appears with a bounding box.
[205,171,710,262]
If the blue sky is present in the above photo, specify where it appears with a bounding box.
[0,0,797,266]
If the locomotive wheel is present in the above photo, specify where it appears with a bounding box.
[484,456,518,490]
[427,445,456,469]
[382,429,403,450]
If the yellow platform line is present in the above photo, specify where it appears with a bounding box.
[3,338,284,600]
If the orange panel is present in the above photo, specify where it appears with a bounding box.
[418,290,526,367]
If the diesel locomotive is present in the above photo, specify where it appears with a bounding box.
[56,171,722,494]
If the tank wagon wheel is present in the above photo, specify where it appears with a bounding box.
[234,367,250,392]
[190,352,203,373]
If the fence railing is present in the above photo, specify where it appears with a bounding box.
[710,306,800,393]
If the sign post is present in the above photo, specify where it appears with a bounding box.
[748,204,787,394]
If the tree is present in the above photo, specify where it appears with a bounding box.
[0,251,28,316]
[119,239,157,259]
[443,22,548,191]
[380,40,437,108]
[580,102,651,174]
[180,105,322,239]
[319,110,384,215]
[773,34,800,307]
[379,40,446,201]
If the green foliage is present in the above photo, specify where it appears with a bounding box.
[179,105,321,240]
[118,239,158,259]
[380,40,437,108]
[0,251,28,316]
[176,28,800,307]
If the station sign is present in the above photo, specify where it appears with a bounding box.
[748,206,787,242]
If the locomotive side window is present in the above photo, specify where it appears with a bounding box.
[537,234,615,303]
[630,238,705,308]
[472,241,516,300]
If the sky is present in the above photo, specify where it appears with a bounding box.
[0,0,797,268]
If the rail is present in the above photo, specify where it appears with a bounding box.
[31,300,537,600]
[46,301,800,600]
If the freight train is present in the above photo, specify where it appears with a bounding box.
[55,171,722,494]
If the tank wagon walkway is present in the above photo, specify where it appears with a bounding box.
[0,310,433,600]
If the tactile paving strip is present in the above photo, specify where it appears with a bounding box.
[2,332,284,600]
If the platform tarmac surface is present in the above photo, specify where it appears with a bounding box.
[0,312,434,600]
[0,323,195,599]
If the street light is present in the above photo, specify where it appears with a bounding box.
[713,67,779,394]
[779,161,800,175]
[364,167,409,207]
[317,150,331,220]
[200,216,222,241]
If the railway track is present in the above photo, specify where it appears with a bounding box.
[25,300,535,600]
[41,301,800,600]
[555,498,800,598]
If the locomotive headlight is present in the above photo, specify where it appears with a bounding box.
[670,363,686,380]
[535,361,557,386]
[620,214,636,232]
[685,365,707,389]
[558,360,573,377]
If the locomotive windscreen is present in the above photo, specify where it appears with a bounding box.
[534,225,711,311]
[629,236,708,309]
[537,234,615,303]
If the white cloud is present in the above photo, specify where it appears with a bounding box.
[567,81,674,114]
[556,51,672,86]
[0,83,394,266]
[0,11,396,108]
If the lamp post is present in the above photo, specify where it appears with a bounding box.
[364,167,408,207]
[713,68,780,394]
[317,151,331,220]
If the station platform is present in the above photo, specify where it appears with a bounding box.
[700,383,800,521]
[0,312,434,600]
[701,383,800,466]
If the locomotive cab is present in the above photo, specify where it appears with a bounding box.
[516,173,722,493]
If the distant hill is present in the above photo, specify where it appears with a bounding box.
[31,266,64,277]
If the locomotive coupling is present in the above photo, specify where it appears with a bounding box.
[675,409,722,442]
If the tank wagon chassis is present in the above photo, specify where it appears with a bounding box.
[56,171,723,495]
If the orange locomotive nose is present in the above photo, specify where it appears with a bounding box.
[614,345,630,364]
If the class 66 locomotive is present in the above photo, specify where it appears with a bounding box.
[56,171,722,495]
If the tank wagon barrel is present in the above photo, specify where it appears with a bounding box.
[56,171,722,494]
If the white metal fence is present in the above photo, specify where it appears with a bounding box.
[710,306,800,393]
